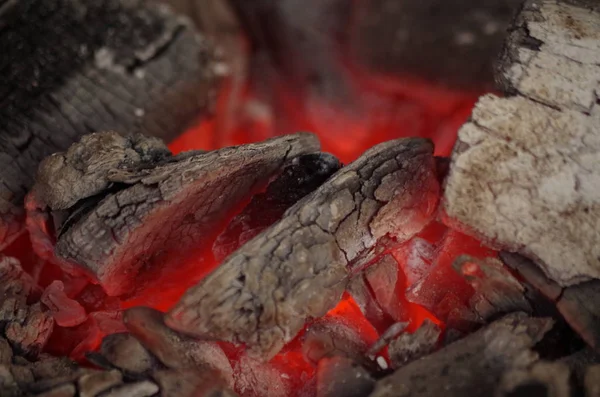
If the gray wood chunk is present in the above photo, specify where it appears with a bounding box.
[167,137,438,359]
[78,370,123,397]
[98,380,159,397]
[443,0,600,287]
[32,133,318,296]
[369,313,553,397]
[0,0,221,250]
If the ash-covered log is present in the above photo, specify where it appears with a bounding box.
[0,0,222,251]
[442,0,600,287]
[167,137,440,359]
[369,313,553,397]
[27,132,319,296]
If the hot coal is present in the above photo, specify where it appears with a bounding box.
[315,356,374,397]
[388,319,441,368]
[501,253,600,353]
[41,281,87,328]
[98,333,158,375]
[214,153,342,262]
[454,256,532,321]
[27,132,320,296]
[369,313,554,397]
[167,137,439,359]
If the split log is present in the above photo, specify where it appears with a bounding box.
[368,313,553,397]
[0,0,222,251]
[167,137,440,359]
[442,0,600,287]
[28,132,319,296]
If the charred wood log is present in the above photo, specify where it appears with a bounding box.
[28,132,319,296]
[0,0,222,251]
[167,137,439,359]
[368,313,554,397]
[442,0,600,287]
[501,252,600,353]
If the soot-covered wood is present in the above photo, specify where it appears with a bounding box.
[0,0,221,251]
[167,137,439,359]
[29,132,319,296]
[369,313,553,397]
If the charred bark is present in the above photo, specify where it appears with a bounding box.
[368,313,553,397]
[167,137,439,359]
[443,0,600,287]
[0,0,222,251]
[28,132,319,296]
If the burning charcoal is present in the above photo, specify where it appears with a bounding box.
[152,369,238,397]
[98,380,159,397]
[36,383,77,397]
[78,370,123,397]
[213,153,341,261]
[5,302,54,360]
[168,137,439,359]
[41,281,87,328]
[28,133,320,296]
[367,322,408,358]
[388,319,441,368]
[497,361,571,397]
[316,356,374,397]
[393,237,436,288]
[347,276,390,332]
[99,333,158,375]
[0,255,40,324]
[453,256,531,321]
[443,2,600,288]
[124,307,233,386]
[233,355,290,397]
[501,253,600,353]
[302,317,371,367]
[586,365,600,397]
[369,313,553,397]
[31,355,79,380]
[364,255,403,322]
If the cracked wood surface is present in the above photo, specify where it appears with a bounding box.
[369,313,553,397]
[443,0,600,287]
[0,0,221,251]
[167,137,439,359]
[28,132,319,296]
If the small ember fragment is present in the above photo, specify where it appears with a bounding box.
[388,319,441,368]
[41,281,86,328]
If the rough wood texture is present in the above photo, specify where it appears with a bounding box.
[369,313,553,397]
[28,132,319,296]
[443,0,600,287]
[0,0,222,251]
[167,137,439,359]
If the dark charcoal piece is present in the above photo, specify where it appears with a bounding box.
[302,317,371,367]
[124,307,233,387]
[497,361,571,397]
[29,132,319,296]
[152,369,238,397]
[454,255,532,321]
[99,333,158,375]
[349,0,522,91]
[213,152,341,261]
[0,0,221,250]
[0,256,53,359]
[78,370,124,397]
[501,252,600,353]
[316,356,374,397]
[388,319,441,368]
[369,313,553,397]
[367,322,408,358]
[347,276,390,333]
[167,137,439,359]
